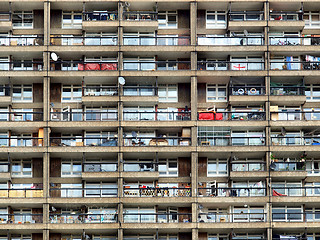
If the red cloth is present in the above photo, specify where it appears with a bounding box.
[78,63,84,71]
[215,113,223,120]
[101,63,117,71]
[199,112,214,120]
[272,190,287,196]
[85,63,100,71]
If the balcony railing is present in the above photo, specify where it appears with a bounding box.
[50,188,118,198]
[197,36,264,46]
[123,86,158,96]
[197,61,264,71]
[50,36,118,46]
[231,162,266,172]
[123,36,190,46]
[83,86,118,96]
[0,61,43,71]
[123,213,191,223]
[269,36,320,46]
[0,214,43,224]
[123,161,157,172]
[198,111,266,121]
[272,162,306,171]
[269,11,303,21]
[123,187,191,197]
[50,61,118,71]
[229,86,266,95]
[0,137,43,147]
[123,61,191,71]
[229,11,264,21]
[0,188,43,198]
[50,213,118,223]
[198,212,266,223]
[50,112,118,121]
[198,187,266,197]
[123,11,157,21]
[272,186,320,196]
[0,112,43,121]
[0,36,43,46]
[50,137,118,147]
[271,136,320,145]
[83,11,118,21]
[123,111,191,121]
[83,162,118,172]
[198,136,266,146]
[270,86,305,95]
[271,111,320,121]
[270,61,320,70]
[0,12,11,21]
[123,137,191,147]
[272,212,316,222]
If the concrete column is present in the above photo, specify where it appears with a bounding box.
[267,224,272,240]
[43,229,49,240]
[44,1,50,46]
[118,1,124,21]
[43,76,50,122]
[43,152,50,198]
[191,51,197,71]
[191,126,197,148]
[118,99,123,121]
[118,26,123,46]
[264,1,269,22]
[118,152,123,198]
[118,126,123,147]
[191,76,197,121]
[118,51,123,71]
[191,152,198,197]
[192,228,198,240]
[190,2,197,46]
[119,202,124,223]
[43,203,49,224]
[118,229,123,240]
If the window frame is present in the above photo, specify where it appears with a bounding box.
[12,11,33,29]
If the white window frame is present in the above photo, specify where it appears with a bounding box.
[11,160,32,177]
[85,107,117,121]
[272,181,302,196]
[61,159,82,177]
[12,84,32,102]
[272,206,303,222]
[62,11,82,29]
[158,159,178,177]
[158,84,178,102]
[12,11,33,29]
[207,159,228,176]
[306,84,320,101]
[85,182,118,197]
[11,109,33,121]
[61,85,82,102]
[123,207,156,223]
[206,84,227,102]
[206,11,227,29]
[304,11,320,29]
[158,11,178,29]
[233,206,265,222]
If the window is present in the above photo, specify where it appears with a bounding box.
[206,84,227,102]
[84,159,117,172]
[232,158,265,172]
[11,235,31,240]
[123,208,156,223]
[305,182,320,196]
[232,181,265,196]
[158,11,178,29]
[306,159,320,175]
[87,208,117,223]
[85,33,117,46]
[208,234,228,240]
[306,84,320,101]
[207,159,228,176]
[272,206,302,222]
[85,182,117,197]
[123,57,155,71]
[10,133,33,147]
[270,56,300,70]
[233,207,265,222]
[12,85,32,102]
[304,11,320,29]
[306,207,320,222]
[0,57,9,71]
[11,160,32,177]
[62,11,82,29]
[158,234,178,240]
[85,131,117,146]
[158,84,178,102]
[123,32,155,45]
[61,160,82,177]
[206,11,227,29]
[272,182,302,196]
[198,126,231,146]
[232,234,265,240]
[12,11,33,29]
[230,56,264,70]
[93,235,117,240]
[13,209,32,223]
[62,85,82,102]
[123,106,155,121]
[61,235,82,240]
[0,108,9,122]
[158,159,178,176]
[0,160,8,173]
[11,109,33,121]
[123,159,154,172]
[0,208,8,222]
[231,131,265,146]
[85,107,117,121]
[84,85,117,96]
[61,183,82,197]
[123,84,155,96]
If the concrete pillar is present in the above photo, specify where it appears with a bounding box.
[43,77,50,122]
[118,229,123,240]
[191,76,197,121]
[43,203,49,224]
[43,229,49,240]
[191,51,197,71]
[191,152,198,197]
[118,1,124,21]
[44,1,50,46]
[190,2,197,46]
[191,126,197,147]
[192,228,198,240]
[118,51,123,71]
[118,26,123,46]
[43,152,50,198]
[118,152,123,198]
[267,225,272,240]
[119,202,124,223]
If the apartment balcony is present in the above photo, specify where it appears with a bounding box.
[228,11,266,31]
[122,161,159,180]
[123,136,191,147]
[229,86,267,105]
[1,213,43,224]
[81,86,118,104]
[123,111,191,121]
[269,36,320,49]
[50,36,118,47]
[49,213,118,224]
[230,162,267,179]
[198,136,266,147]
[0,61,43,75]
[269,11,305,31]
[270,86,306,105]
[123,36,190,48]
[198,187,266,197]
[0,36,44,50]
[50,111,118,122]
[0,112,44,122]
[270,162,307,180]
[197,36,264,46]
[0,188,43,198]
[198,111,266,122]
[0,12,12,31]
[50,137,118,147]
[123,213,192,224]
[123,187,191,197]
[50,187,117,198]
[121,86,158,103]
[272,211,320,224]
[82,161,118,180]
[0,162,10,180]
[0,137,43,148]
[50,61,118,71]
[0,87,11,106]
[122,11,158,31]
[271,136,320,146]
[271,187,320,197]
[82,11,118,31]
[198,212,266,223]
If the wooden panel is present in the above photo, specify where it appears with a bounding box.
[198,157,207,177]
[33,83,43,103]
[179,233,192,240]
[197,83,206,103]
[197,10,206,29]
[32,132,38,147]
[33,108,43,121]
[50,233,61,240]
[50,158,61,177]
[198,232,207,240]
[50,132,61,147]
[178,157,191,177]
[50,183,61,198]
[32,158,43,178]
[32,233,43,240]
[51,10,62,28]
[178,83,191,102]
[178,10,190,28]
[34,10,44,29]
[32,208,43,223]
[50,83,61,103]
[178,207,191,223]
[178,58,190,70]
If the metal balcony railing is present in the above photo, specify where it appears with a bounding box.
[198,111,266,121]
[0,112,43,121]
[269,11,303,21]
[231,162,266,172]
[198,187,266,197]
[83,11,118,21]
[123,213,192,223]
[123,161,157,172]
[271,111,320,121]
[50,112,118,121]
[270,86,305,95]
[83,162,118,172]
[197,36,264,46]
[197,61,264,71]
[272,212,315,222]
[50,188,118,198]
[198,136,266,146]
[0,137,43,147]
[123,187,191,197]
[198,212,266,223]
[123,137,191,147]
[0,188,43,198]
[0,61,43,71]
[123,11,157,21]
[229,86,266,95]
[50,36,118,46]
[49,213,118,223]
[271,136,320,145]
[272,162,306,171]
[0,36,43,46]
[123,111,191,121]
[272,186,320,196]
[270,61,320,70]
[50,61,118,71]
[50,137,118,147]
[123,61,191,71]
[83,86,118,96]
[123,86,158,96]
[123,36,190,46]
[228,11,264,21]
[0,12,11,21]
[0,214,43,224]
[269,36,320,46]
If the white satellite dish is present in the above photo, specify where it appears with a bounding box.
[118,77,126,85]
[51,52,59,61]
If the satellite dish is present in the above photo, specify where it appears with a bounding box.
[118,77,126,85]
[51,52,59,61]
